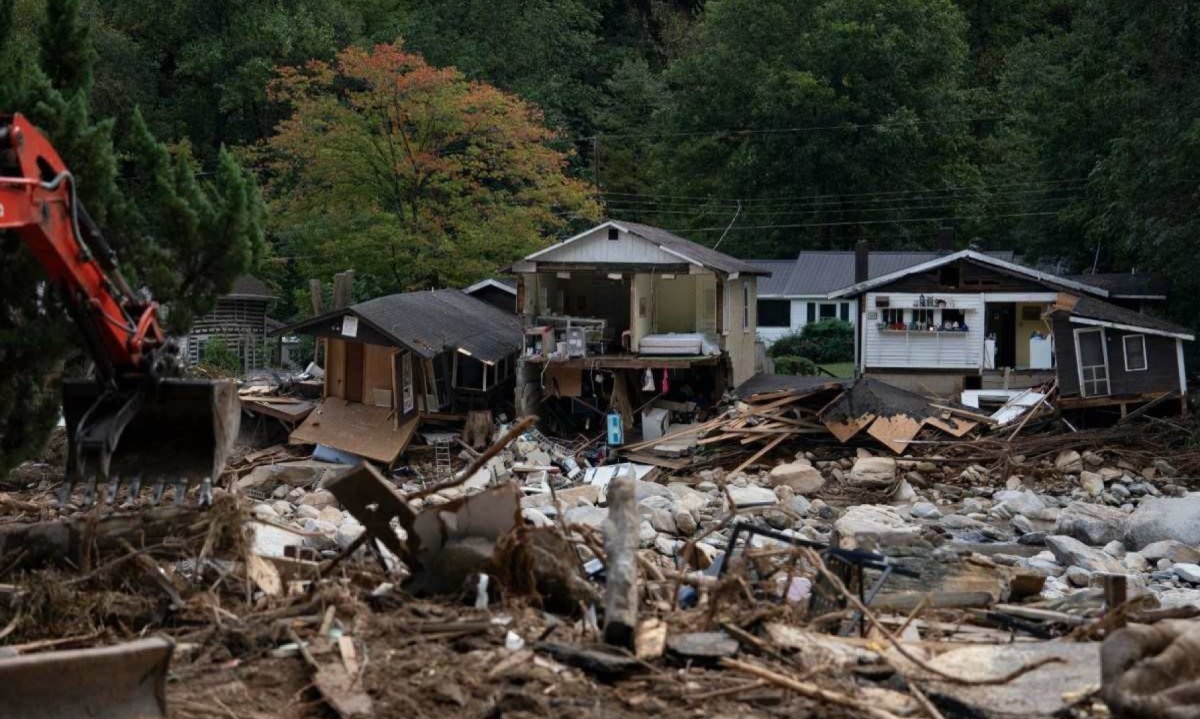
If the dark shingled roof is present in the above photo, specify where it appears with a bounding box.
[615,220,772,276]
[753,250,1015,296]
[285,289,521,361]
[225,274,275,300]
[1058,294,1194,339]
[1065,272,1167,298]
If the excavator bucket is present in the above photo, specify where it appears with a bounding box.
[61,378,240,507]
[0,636,174,718]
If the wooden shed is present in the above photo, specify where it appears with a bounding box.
[279,289,522,464]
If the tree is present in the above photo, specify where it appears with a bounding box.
[648,0,976,257]
[0,0,265,473]
[260,43,598,296]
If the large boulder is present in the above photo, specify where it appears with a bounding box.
[768,462,826,494]
[1125,495,1200,549]
[847,457,897,491]
[1045,535,1127,574]
[834,505,920,548]
[1140,540,1200,565]
[1056,502,1127,546]
[992,489,1048,518]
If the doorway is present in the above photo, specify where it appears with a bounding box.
[344,341,364,403]
[1074,328,1110,397]
[985,304,1016,368]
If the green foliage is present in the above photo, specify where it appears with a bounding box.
[773,356,819,377]
[199,337,242,375]
[260,43,597,295]
[39,0,93,94]
[768,321,854,363]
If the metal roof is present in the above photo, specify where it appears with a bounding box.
[224,274,276,300]
[614,221,772,276]
[752,250,1015,297]
[1064,272,1167,298]
[283,289,522,362]
[827,250,1103,298]
[1056,294,1193,340]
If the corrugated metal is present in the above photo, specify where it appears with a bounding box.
[862,292,984,370]
[535,225,687,264]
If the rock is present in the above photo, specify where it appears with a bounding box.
[1005,476,1023,491]
[1174,563,1200,584]
[251,502,279,519]
[638,521,657,546]
[674,510,697,536]
[1079,471,1105,497]
[1055,502,1126,546]
[763,509,792,530]
[773,485,795,503]
[1055,450,1083,473]
[1045,535,1127,574]
[911,501,942,519]
[565,505,608,530]
[1065,566,1092,587]
[667,632,738,661]
[271,485,290,499]
[654,535,679,557]
[301,518,337,537]
[1082,451,1104,468]
[646,508,676,535]
[788,495,812,516]
[295,505,321,520]
[666,484,709,515]
[848,457,897,490]
[271,500,293,516]
[634,480,673,502]
[941,514,986,530]
[1126,496,1200,550]
[727,485,777,507]
[892,480,917,503]
[1157,588,1200,609]
[993,490,1047,517]
[317,506,344,525]
[298,490,338,509]
[1122,552,1150,572]
[522,508,554,527]
[1140,540,1200,564]
[335,519,364,548]
[834,505,920,548]
[1103,540,1126,558]
[810,498,833,519]
[768,462,826,494]
[1154,459,1178,477]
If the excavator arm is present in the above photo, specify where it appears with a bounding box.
[0,113,166,380]
[0,113,238,506]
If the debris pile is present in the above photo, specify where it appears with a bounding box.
[1,377,1199,718]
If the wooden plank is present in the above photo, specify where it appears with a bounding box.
[289,399,419,465]
[730,434,787,475]
[866,415,923,454]
[922,415,978,437]
[823,413,876,443]
[929,404,998,425]
[617,451,691,471]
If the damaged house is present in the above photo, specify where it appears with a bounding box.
[279,289,521,465]
[183,274,276,372]
[509,220,770,435]
[824,248,1192,411]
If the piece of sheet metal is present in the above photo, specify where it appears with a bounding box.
[0,636,174,719]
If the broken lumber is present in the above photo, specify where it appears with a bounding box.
[603,466,639,649]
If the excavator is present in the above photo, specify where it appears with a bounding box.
[0,112,239,508]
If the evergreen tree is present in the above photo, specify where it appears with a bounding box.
[39,0,94,94]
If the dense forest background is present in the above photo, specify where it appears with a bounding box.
[3,0,1200,466]
[10,0,1200,319]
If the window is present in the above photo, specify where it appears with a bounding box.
[1123,334,1148,372]
[742,282,751,331]
[839,303,850,322]
[941,308,967,330]
[882,308,905,328]
[819,303,837,320]
[913,309,935,329]
[1075,328,1110,397]
[807,302,816,323]
[758,299,791,327]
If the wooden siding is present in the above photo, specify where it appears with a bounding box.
[880,260,1054,294]
[724,276,758,386]
[185,297,270,371]
[531,226,691,265]
[861,292,984,370]
[1051,316,1181,397]
[363,343,395,407]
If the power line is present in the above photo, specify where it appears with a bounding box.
[604,195,1079,217]
[578,114,1013,141]
[668,211,1063,232]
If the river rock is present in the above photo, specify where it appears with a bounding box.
[667,484,709,514]
[1174,563,1200,584]
[1140,540,1200,564]
[834,505,920,548]
[1055,502,1126,546]
[1079,471,1105,497]
[847,457,897,490]
[299,489,338,509]
[768,462,825,493]
[1045,535,1127,574]
[728,485,778,507]
[1055,450,1083,473]
[911,501,942,519]
[1125,495,1200,549]
[674,510,697,536]
[992,490,1047,517]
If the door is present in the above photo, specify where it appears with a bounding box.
[1074,328,1110,397]
[344,341,364,403]
[985,304,1016,368]
[396,351,415,415]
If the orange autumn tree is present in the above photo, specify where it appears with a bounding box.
[261,43,597,295]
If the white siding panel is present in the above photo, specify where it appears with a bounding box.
[533,227,687,265]
[862,292,984,369]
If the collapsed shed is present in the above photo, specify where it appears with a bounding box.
[278,289,522,464]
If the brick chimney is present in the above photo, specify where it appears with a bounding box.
[854,240,869,284]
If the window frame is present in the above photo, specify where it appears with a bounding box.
[756,299,791,328]
[742,281,751,332]
[1122,334,1148,372]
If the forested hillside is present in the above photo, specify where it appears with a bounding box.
[16,0,1199,317]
